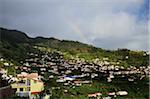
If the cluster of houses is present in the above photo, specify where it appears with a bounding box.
[0,58,49,99]
[0,69,18,84]
[0,68,50,99]
[17,51,149,83]
[0,50,149,98]
[0,58,18,85]
[88,91,128,99]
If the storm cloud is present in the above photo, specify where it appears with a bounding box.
[0,0,149,50]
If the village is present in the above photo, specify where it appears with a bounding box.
[0,0,149,98]
[0,49,149,99]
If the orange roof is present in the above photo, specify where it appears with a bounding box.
[88,94,97,97]
[26,73,38,79]
[17,73,42,82]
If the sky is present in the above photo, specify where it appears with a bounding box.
[0,0,149,51]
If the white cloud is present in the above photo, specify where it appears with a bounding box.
[88,12,146,38]
[86,12,148,50]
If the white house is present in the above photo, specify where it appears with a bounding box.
[116,91,128,96]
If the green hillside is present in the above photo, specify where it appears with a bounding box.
[0,27,149,67]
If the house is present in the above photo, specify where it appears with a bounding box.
[88,92,102,99]
[40,68,46,71]
[0,68,7,74]
[4,62,9,66]
[95,92,102,96]
[116,91,128,96]
[56,79,66,83]
[108,92,115,96]
[64,76,75,81]
[107,77,112,82]
[11,72,44,98]
[8,77,18,83]
[0,58,4,61]
[88,93,97,98]
[2,74,10,80]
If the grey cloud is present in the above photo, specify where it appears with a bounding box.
[0,0,148,50]
[92,36,148,51]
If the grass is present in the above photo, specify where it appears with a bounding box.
[47,77,149,99]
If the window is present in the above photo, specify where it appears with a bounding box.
[26,87,30,91]
[20,88,23,91]
[19,80,26,84]
[27,80,30,85]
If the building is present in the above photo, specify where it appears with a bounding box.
[11,72,44,98]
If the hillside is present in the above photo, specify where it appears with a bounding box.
[0,27,149,67]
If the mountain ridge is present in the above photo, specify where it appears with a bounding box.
[0,27,148,67]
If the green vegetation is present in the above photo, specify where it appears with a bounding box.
[44,79,148,99]
[0,27,148,67]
